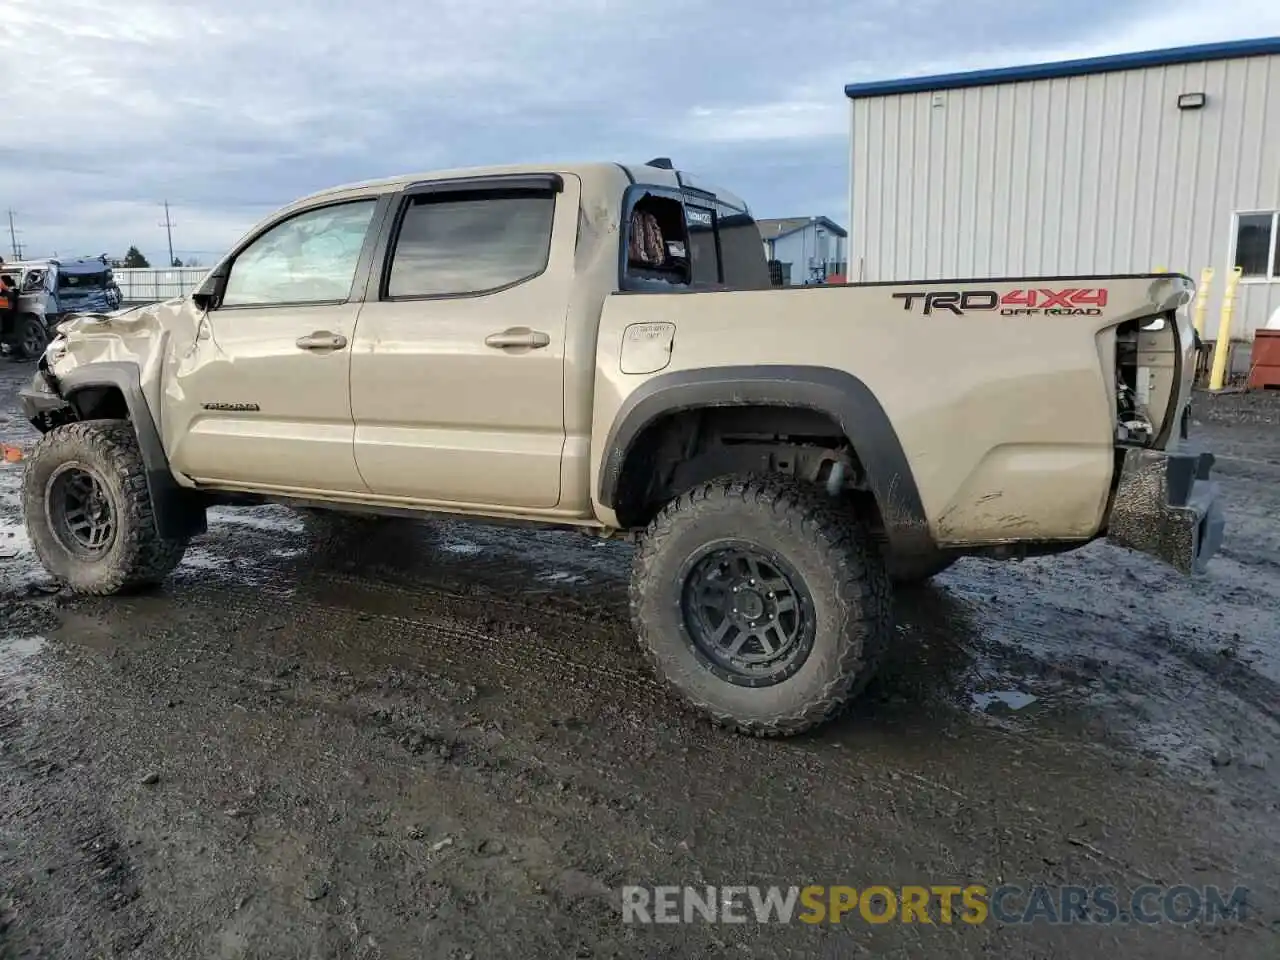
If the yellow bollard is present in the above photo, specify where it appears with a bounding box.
[1208,266,1244,391]
[1192,267,1214,338]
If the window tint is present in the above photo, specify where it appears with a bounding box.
[222,200,376,307]
[388,193,554,298]
[686,205,720,285]
[58,271,109,290]
[716,206,773,290]
[1234,212,1278,280]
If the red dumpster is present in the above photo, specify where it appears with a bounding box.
[1248,330,1280,390]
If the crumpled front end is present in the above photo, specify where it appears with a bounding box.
[1105,444,1225,575]
[20,300,181,433]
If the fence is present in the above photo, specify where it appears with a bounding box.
[114,267,208,304]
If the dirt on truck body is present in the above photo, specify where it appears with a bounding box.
[16,158,1223,737]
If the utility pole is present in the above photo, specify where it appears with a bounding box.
[159,200,176,266]
[6,209,23,260]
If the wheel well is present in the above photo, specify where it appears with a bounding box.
[613,405,879,529]
[66,385,130,422]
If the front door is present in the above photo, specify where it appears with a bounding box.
[349,176,575,509]
[166,197,381,494]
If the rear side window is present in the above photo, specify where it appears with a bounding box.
[387,192,555,298]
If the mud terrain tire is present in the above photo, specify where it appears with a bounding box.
[11,314,48,361]
[631,475,892,737]
[23,420,188,594]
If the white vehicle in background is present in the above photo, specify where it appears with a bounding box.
[0,256,123,360]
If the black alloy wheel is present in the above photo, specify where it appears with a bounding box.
[679,542,816,687]
[46,463,117,557]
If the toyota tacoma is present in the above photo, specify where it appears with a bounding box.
[18,159,1225,736]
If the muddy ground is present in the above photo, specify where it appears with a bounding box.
[0,361,1278,959]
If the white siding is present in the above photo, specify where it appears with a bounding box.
[849,52,1280,339]
[114,267,208,303]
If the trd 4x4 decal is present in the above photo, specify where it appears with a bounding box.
[892,288,1109,316]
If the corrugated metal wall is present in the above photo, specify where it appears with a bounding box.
[114,267,208,303]
[849,52,1280,339]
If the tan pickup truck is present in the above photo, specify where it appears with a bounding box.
[18,158,1224,736]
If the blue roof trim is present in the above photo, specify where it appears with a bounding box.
[844,36,1280,99]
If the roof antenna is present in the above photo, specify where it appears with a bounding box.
[646,157,674,169]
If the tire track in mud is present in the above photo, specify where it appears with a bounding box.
[171,578,665,704]
[108,575,1275,901]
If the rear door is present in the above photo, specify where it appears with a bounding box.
[349,174,576,509]
[167,196,387,493]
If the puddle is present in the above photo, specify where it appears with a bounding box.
[0,634,46,681]
[207,507,305,534]
[441,541,483,556]
[182,549,232,571]
[538,571,588,585]
[971,690,1039,712]
[0,519,30,559]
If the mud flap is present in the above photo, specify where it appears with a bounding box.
[1106,445,1225,575]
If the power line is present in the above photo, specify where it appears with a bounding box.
[159,200,177,266]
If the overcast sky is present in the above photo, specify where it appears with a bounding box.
[1,0,1277,265]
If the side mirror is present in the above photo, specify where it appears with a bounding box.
[191,269,228,312]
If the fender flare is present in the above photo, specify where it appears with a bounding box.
[598,365,934,557]
[54,362,207,540]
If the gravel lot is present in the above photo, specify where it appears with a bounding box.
[1,360,1278,959]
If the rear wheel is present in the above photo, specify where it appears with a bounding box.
[630,475,892,737]
[22,420,188,594]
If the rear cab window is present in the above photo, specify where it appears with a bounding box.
[620,179,773,292]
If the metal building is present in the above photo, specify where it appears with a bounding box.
[845,36,1280,353]
[756,216,848,285]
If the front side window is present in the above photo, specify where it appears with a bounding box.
[222,200,376,307]
[387,192,555,298]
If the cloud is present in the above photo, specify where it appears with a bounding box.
[0,0,1275,258]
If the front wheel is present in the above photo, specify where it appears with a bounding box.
[22,420,188,594]
[13,314,48,361]
[630,476,892,737]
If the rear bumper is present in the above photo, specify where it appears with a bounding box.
[1105,445,1225,575]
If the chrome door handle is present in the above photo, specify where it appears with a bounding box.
[485,327,550,349]
[296,331,347,351]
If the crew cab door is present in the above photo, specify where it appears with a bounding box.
[166,196,386,493]
[348,174,575,509]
